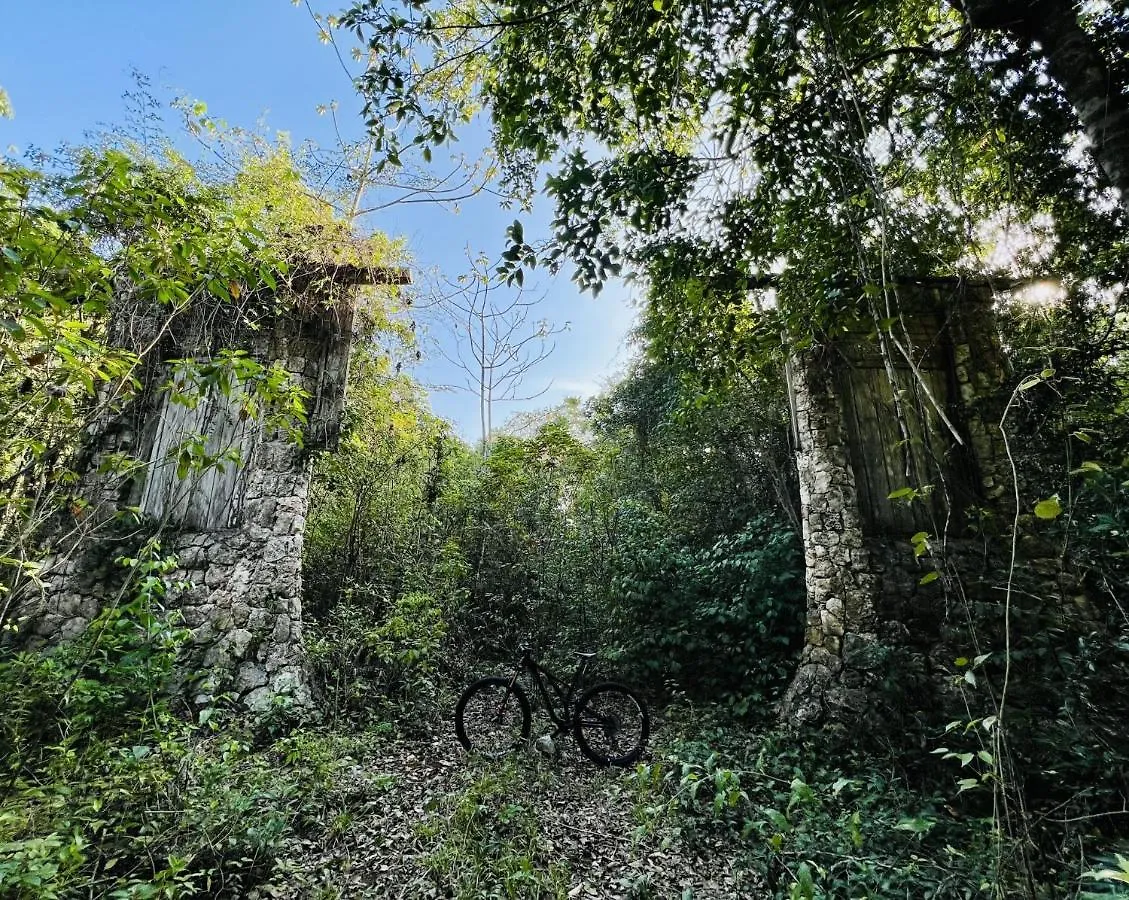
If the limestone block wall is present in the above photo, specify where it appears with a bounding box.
[781,281,1010,726]
[17,270,404,711]
[32,428,312,710]
[947,291,1010,505]
[779,348,880,725]
[161,428,313,710]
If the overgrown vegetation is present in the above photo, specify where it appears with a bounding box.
[0,544,369,898]
[5,1,1129,896]
[0,104,416,898]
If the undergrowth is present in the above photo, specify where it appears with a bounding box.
[0,545,400,900]
[3,544,1127,899]
[304,586,450,732]
[419,758,570,900]
[630,703,1129,900]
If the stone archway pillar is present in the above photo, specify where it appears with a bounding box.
[779,280,1009,728]
[16,263,411,713]
[779,348,881,725]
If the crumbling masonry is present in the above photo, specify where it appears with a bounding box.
[19,265,408,711]
[780,280,1016,726]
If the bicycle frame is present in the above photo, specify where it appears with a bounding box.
[507,649,592,734]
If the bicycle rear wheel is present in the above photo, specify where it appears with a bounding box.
[572,682,649,767]
[454,676,532,758]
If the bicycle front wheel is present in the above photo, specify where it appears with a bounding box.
[573,682,649,767]
[455,676,532,758]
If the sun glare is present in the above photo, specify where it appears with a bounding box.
[1013,279,1066,308]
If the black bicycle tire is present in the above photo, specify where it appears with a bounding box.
[454,676,532,757]
[572,681,650,767]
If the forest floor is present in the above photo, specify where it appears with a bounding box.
[249,705,761,900]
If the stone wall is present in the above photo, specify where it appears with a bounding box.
[17,268,407,711]
[780,281,1010,725]
[779,346,880,725]
[32,429,313,710]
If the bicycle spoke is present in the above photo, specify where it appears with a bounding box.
[574,685,647,765]
[459,682,527,757]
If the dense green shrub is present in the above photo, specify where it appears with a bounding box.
[631,723,1002,899]
[1,544,189,771]
[304,587,449,725]
[0,548,362,899]
[609,514,805,705]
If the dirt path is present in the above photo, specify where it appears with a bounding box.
[253,723,761,899]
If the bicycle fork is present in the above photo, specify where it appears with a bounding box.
[487,672,522,724]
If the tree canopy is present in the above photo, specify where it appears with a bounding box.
[342,0,1128,381]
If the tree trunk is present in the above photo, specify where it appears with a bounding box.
[961,0,1129,208]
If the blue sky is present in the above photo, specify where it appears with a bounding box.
[0,0,639,441]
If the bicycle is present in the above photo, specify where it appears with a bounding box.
[454,647,650,767]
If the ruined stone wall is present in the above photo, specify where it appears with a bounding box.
[19,288,365,712]
[32,430,313,710]
[166,419,312,710]
[780,347,881,725]
[781,281,1010,726]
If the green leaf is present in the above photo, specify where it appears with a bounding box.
[1,318,26,340]
[1084,854,1129,884]
[766,808,791,833]
[919,570,939,585]
[1033,496,1062,519]
[894,816,936,833]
